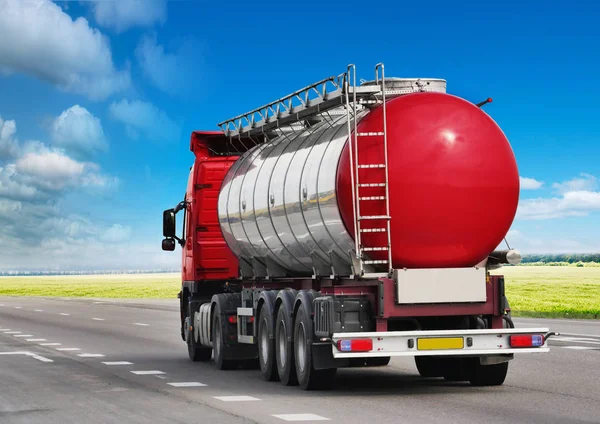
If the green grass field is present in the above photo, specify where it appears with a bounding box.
[0,267,599,319]
[493,266,600,319]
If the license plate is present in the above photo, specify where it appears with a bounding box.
[417,337,464,350]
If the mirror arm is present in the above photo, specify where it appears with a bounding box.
[174,200,187,214]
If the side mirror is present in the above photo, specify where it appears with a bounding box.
[162,238,176,251]
[163,209,176,238]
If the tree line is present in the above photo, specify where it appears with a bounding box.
[522,254,600,263]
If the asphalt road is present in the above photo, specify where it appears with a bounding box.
[1,296,599,424]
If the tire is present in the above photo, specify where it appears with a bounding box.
[294,305,337,390]
[415,356,444,378]
[469,361,509,386]
[186,313,212,362]
[275,306,297,386]
[258,306,278,381]
[212,306,237,370]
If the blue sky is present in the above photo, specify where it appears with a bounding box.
[0,0,599,270]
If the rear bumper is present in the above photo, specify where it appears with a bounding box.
[330,328,555,359]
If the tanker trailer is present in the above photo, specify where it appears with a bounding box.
[161,63,556,390]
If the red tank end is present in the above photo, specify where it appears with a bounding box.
[336,92,519,268]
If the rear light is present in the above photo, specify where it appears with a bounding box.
[228,315,254,324]
[509,334,544,348]
[336,339,373,352]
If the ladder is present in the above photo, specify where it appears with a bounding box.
[345,64,393,278]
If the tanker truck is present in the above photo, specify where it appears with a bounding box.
[161,63,556,390]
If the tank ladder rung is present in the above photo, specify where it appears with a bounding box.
[362,260,389,265]
[357,164,386,169]
[358,215,390,220]
[358,183,386,187]
[360,228,387,233]
[357,132,385,136]
[359,196,386,201]
[362,246,389,251]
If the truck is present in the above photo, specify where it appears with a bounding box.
[161,63,556,390]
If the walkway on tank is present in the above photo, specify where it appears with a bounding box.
[1,296,599,424]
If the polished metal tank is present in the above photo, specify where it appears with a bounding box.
[218,111,356,276]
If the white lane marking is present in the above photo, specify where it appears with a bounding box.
[0,303,4,306]
[14,306,22,309]
[561,346,598,350]
[213,396,260,402]
[167,382,207,387]
[39,343,61,346]
[32,355,53,363]
[102,361,133,366]
[34,309,43,312]
[14,335,33,338]
[60,313,70,316]
[0,329,11,331]
[77,353,105,358]
[3,331,21,334]
[133,323,149,326]
[130,370,164,375]
[0,352,53,363]
[26,339,47,342]
[272,414,331,421]
[92,318,105,321]
[93,301,106,304]
[56,348,81,351]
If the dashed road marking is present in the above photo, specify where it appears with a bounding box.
[213,396,260,402]
[56,348,81,351]
[272,414,331,421]
[133,323,149,326]
[92,318,105,321]
[14,307,22,309]
[103,361,133,366]
[167,382,207,387]
[60,313,70,316]
[4,331,21,334]
[32,355,53,363]
[0,329,11,331]
[131,370,165,375]
[14,335,33,338]
[561,346,598,350]
[78,353,105,358]
[39,343,61,346]
[34,309,43,312]
[26,339,47,342]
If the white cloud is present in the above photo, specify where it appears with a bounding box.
[517,189,600,221]
[0,116,19,159]
[0,0,130,100]
[500,228,600,254]
[520,176,543,190]
[135,33,199,96]
[91,0,167,33]
[52,105,107,156]
[99,224,132,243]
[552,173,597,194]
[108,99,181,143]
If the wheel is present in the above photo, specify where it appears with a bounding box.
[186,316,212,362]
[469,361,509,386]
[212,307,237,370]
[294,305,337,390]
[258,306,278,381]
[415,356,444,378]
[365,357,391,367]
[275,306,297,386]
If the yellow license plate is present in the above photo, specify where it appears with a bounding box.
[417,337,464,350]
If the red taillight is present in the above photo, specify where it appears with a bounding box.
[510,334,544,348]
[228,315,254,324]
[337,339,373,352]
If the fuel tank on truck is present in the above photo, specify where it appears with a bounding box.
[217,78,520,276]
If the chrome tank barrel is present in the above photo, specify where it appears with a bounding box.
[218,112,357,276]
